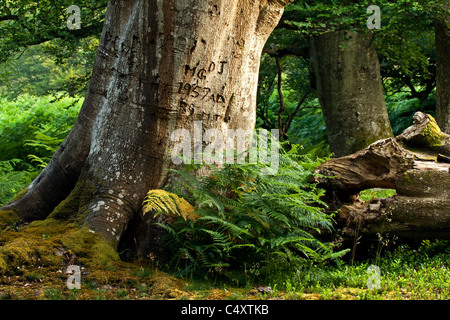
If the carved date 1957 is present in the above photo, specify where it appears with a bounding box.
[177,82,226,104]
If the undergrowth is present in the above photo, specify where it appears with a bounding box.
[144,144,348,284]
[0,95,82,206]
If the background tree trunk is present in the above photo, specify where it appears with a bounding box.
[435,10,450,133]
[2,0,290,250]
[309,30,393,157]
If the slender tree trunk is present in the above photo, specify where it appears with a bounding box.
[435,11,450,133]
[2,0,290,249]
[309,30,393,157]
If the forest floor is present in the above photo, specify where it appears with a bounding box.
[1,248,449,301]
[0,262,433,301]
[1,212,449,301]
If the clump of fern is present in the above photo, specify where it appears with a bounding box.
[25,132,63,169]
[152,144,347,281]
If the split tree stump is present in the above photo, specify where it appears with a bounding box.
[313,112,450,240]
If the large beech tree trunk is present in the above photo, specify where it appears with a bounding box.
[2,0,291,250]
[313,112,450,240]
[309,30,394,157]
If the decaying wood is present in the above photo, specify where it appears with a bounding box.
[314,112,450,240]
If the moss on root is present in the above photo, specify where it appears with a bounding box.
[47,180,96,222]
[0,214,196,300]
[0,217,119,277]
[60,227,120,268]
[0,183,197,300]
[0,210,20,228]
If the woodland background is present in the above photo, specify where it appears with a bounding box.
[0,0,449,300]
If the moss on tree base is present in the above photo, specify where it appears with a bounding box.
[0,217,119,276]
[47,179,96,222]
[0,210,20,227]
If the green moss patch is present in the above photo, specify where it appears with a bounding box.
[417,114,444,147]
[12,188,29,202]
[60,227,120,268]
[0,210,20,228]
[0,238,35,269]
[48,180,95,222]
[0,217,119,277]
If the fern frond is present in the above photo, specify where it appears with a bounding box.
[142,189,196,221]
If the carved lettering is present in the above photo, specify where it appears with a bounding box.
[218,61,227,74]
[184,60,228,80]
[202,87,211,100]
[216,94,226,104]
[185,64,198,77]
[192,85,201,98]
[177,59,231,113]
[179,99,195,115]
[197,68,207,80]
[209,61,216,72]
[177,82,227,105]
[209,4,220,17]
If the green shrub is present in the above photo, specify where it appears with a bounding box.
[155,144,347,281]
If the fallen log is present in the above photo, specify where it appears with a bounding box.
[313,112,450,240]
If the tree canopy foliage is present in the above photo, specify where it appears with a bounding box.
[0,0,106,96]
[0,0,106,63]
[258,0,447,147]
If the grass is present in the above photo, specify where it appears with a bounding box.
[272,239,450,300]
[359,188,397,201]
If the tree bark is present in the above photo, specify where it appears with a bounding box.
[309,30,394,157]
[2,0,290,251]
[435,10,450,133]
[313,112,450,240]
